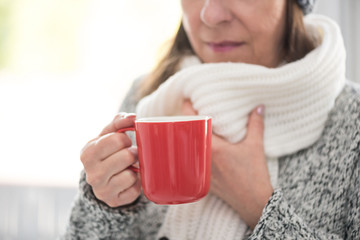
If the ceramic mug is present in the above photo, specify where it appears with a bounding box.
[118,115,212,204]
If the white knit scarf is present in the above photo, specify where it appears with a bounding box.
[136,15,345,240]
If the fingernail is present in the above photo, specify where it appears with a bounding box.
[128,146,138,156]
[120,112,136,119]
[116,112,136,123]
[125,113,136,119]
[256,105,265,117]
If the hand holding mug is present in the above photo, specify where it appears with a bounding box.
[181,101,273,229]
[118,115,212,204]
[210,106,273,229]
[80,113,141,208]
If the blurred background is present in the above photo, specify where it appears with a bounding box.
[0,0,359,239]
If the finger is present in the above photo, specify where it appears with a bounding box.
[127,146,139,171]
[103,148,137,183]
[181,99,198,115]
[116,178,142,206]
[244,105,265,145]
[81,132,132,168]
[93,169,139,206]
[100,112,136,137]
[81,113,135,154]
[109,169,138,192]
[105,171,140,207]
[86,146,138,187]
[127,145,138,158]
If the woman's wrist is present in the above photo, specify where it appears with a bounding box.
[232,183,274,230]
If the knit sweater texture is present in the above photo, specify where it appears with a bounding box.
[134,15,346,239]
[62,80,360,240]
[62,15,360,240]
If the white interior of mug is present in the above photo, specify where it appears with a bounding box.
[136,115,211,123]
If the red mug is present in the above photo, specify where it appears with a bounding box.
[119,116,212,205]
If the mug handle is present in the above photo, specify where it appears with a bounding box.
[117,127,140,173]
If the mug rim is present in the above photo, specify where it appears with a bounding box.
[135,115,211,123]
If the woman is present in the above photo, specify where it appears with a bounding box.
[63,0,360,239]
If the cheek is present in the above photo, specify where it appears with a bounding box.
[252,8,285,51]
[182,10,201,37]
[181,0,200,31]
[181,0,205,41]
[182,14,192,35]
[182,11,204,55]
[263,15,284,36]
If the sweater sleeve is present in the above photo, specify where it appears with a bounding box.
[250,162,360,240]
[249,189,341,239]
[62,77,166,239]
[249,83,360,240]
[345,156,360,239]
[61,171,149,239]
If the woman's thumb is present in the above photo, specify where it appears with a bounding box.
[181,99,198,115]
[245,105,265,145]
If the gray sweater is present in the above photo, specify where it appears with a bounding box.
[63,80,360,240]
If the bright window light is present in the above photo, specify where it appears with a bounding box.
[0,0,182,187]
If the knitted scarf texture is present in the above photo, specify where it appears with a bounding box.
[136,15,346,240]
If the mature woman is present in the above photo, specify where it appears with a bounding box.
[63,0,360,239]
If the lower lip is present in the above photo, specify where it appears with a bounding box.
[208,42,243,53]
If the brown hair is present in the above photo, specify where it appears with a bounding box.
[138,0,318,99]
[283,0,319,63]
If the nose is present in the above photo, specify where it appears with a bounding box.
[200,0,233,27]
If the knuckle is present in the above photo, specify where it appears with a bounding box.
[80,144,95,165]
[107,199,120,208]
[111,134,123,147]
[130,184,142,198]
[80,151,87,164]
[122,170,137,184]
[127,186,141,203]
[93,189,106,202]
[86,173,102,186]
[118,192,137,206]
[122,149,135,165]
[86,174,95,186]
[117,112,128,119]
[113,133,132,150]
[94,189,119,208]
[113,112,123,122]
